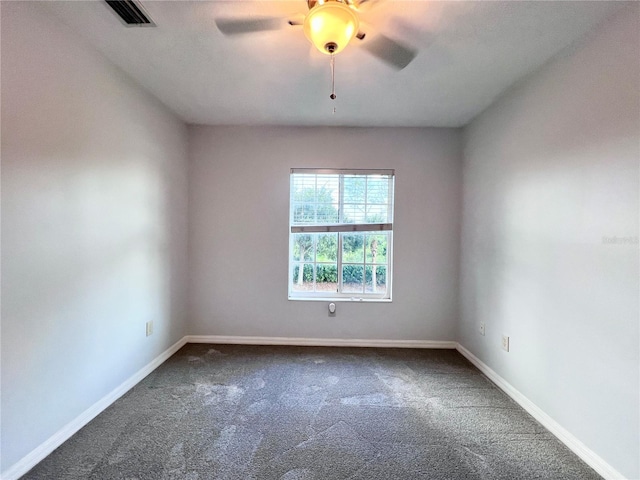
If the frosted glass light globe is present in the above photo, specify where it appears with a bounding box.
[303,1,359,55]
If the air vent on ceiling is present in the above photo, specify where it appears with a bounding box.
[105,0,155,26]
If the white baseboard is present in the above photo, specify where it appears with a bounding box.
[455,343,625,480]
[185,335,457,349]
[1,336,188,480]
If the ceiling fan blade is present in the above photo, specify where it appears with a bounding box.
[287,14,305,27]
[362,34,417,70]
[353,0,384,12]
[215,17,284,36]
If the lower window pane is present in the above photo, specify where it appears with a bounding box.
[315,264,338,293]
[342,233,365,263]
[292,234,314,261]
[366,233,388,264]
[366,265,387,294]
[342,264,364,294]
[316,234,338,262]
[291,263,313,291]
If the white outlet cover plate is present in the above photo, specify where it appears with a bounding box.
[502,335,510,352]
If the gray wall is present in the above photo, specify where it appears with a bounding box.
[188,126,462,341]
[459,6,639,478]
[1,2,189,472]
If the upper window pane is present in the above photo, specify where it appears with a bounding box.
[366,176,389,205]
[316,175,339,200]
[344,175,366,204]
[291,175,316,202]
[291,170,393,227]
[316,204,339,224]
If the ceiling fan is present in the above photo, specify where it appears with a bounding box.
[214,0,417,71]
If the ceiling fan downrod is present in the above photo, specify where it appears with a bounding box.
[330,53,336,100]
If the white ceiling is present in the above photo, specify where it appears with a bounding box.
[43,0,622,127]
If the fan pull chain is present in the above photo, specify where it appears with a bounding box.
[330,53,336,101]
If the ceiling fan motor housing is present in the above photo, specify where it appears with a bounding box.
[303,1,359,55]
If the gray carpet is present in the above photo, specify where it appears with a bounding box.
[24,344,601,479]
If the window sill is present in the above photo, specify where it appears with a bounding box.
[288,296,392,303]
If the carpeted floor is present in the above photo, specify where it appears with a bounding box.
[24,344,601,479]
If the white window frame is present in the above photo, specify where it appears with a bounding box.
[288,168,394,302]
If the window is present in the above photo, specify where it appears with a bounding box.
[289,168,394,301]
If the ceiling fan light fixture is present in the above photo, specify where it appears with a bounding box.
[303,1,359,55]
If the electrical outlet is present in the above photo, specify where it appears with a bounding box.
[146,321,153,337]
[501,335,509,352]
[479,322,485,336]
